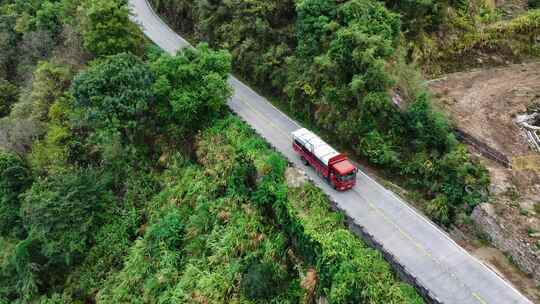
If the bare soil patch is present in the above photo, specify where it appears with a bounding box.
[429,62,540,202]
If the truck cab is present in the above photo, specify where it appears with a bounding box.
[328,155,357,191]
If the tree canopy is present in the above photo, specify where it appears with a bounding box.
[71,52,155,142]
[82,0,144,57]
[150,44,232,137]
[0,151,30,238]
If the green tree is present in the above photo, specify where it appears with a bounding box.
[436,145,489,213]
[150,0,196,34]
[71,52,154,142]
[29,61,73,122]
[81,0,143,57]
[0,15,19,81]
[0,78,18,117]
[383,0,448,38]
[150,44,232,138]
[20,168,113,271]
[295,0,336,58]
[0,151,30,238]
[34,0,63,37]
[404,93,456,153]
[193,0,295,91]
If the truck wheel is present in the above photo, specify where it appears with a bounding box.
[301,156,309,166]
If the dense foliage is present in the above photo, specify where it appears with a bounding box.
[81,0,144,57]
[0,0,422,302]
[149,44,232,138]
[0,151,30,238]
[72,52,156,145]
[400,1,540,74]
[151,0,491,225]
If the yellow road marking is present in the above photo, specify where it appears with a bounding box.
[473,293,489,304]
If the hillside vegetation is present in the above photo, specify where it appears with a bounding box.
[0,0,423,302]
[400,0,540,74]
[149,0,519,226]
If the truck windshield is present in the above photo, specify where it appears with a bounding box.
[337,171,356,182]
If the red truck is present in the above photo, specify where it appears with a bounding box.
[292,128,357,191]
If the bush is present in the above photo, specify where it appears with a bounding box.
[426,195,451,226]
[359,130,401,168]
[27,61,73,122]
[404,93,455,153]
[530,0,540,9]
[384,0,447,38]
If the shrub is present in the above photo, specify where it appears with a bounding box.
[145,209,184,251]
[27,61,73,122]
[404,93,455,153]
[359,130,401,168]
[426,195,451,226]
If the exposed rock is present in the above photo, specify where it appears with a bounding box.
[472,203,540,283]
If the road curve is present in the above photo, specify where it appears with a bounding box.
[128,1,532,303]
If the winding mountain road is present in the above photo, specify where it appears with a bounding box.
[129,1,532,303]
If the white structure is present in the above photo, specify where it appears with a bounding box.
[292,128,340,165]
[517,114,540,152]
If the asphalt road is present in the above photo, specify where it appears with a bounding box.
[129,1,532,303]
